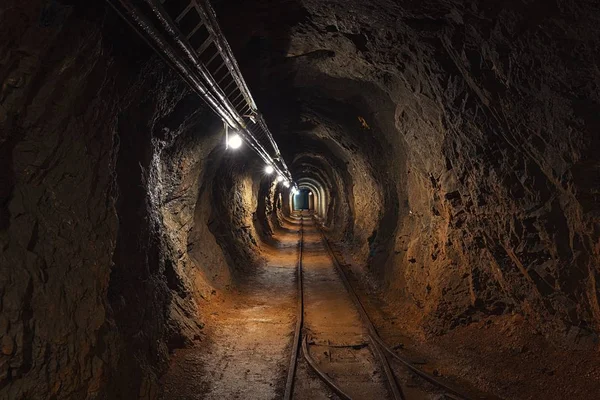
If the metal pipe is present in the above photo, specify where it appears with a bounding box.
[145,0,247,129]
[110,0,293,182]
[146,0,291,181]
[195,0,289,179]
[113,0,239,129]
[197,0,258,111]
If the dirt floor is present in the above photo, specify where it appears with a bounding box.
[332,244,600,400]
[160,217,300,399]
[161,215,395,399]
[160,214,600,400]
[161,215,399,399]
[293,220,389,400]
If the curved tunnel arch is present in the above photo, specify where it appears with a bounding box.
[4,3,598,399]
[297,178,326,217]
[291,152,350,230]
[293,153,356,235]
[294,162,334,193]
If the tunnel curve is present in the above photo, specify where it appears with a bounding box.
[2,1,600,399]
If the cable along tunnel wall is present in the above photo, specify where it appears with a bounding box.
[110,0,294,182]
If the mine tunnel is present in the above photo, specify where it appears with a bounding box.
[1,0,600,399]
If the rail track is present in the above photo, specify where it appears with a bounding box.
[284,212,472,400]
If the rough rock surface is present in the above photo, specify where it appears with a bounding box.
[218,0,600,346]
[1,3,123,397]
[0,1,269,398]
[1,0,600,399]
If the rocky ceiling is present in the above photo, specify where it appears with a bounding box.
[1,0,599,399]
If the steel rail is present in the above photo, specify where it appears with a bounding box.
[313,217,472,400]
[313,221,403,400]
[284,213,354,400]
[301,335,352,400]
[284,215,304,400]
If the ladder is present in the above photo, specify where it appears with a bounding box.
[108,0,293,181]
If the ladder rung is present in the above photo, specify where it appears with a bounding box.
[212,61,226,75]
[196,37,214,56]
[175,3,194,23]
[207,54,223,72]
[220,76,235,90]
[239,104,252,115]
[205,51,219,66]
[186,23,202,39]
[214,69,228,84]
[233,98,247,110]
[229,91,244,104]
[162,0,190,21]
[226,85,241,97]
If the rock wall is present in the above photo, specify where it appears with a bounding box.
[0,1,277,398]
[217,0,600,346]
[208,156,267,280]
[2,0,600,398]
[385,0,600,345]
[0,2,123,397]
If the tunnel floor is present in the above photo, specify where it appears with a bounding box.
[159,215,474,399]
[160,217,300,399]
[160,215,391,399]
[159,214,600,400]
[161,215,395,399]
[293,218,389,400]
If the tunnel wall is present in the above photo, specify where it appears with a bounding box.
[3,0,600,398]
[208,157,266,280]
[0,3,127,397]
[324,0,599,345]
[0,2,282,398]
[219,0,600,347]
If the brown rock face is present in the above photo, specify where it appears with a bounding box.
[1,0,599,399]
[0,1,265,398]
[216,0,600,344]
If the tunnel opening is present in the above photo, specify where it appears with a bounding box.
[2,0,600,399]
[292,189,310,211]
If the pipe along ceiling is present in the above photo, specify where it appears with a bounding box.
[2,1,600,399]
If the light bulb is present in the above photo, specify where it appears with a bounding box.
[276,175,284,182]
[265,165,274,174]
[284,181,290,188]
[228,134,242,149]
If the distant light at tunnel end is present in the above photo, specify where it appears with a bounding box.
[265,165,274,174]
[227,133,243,149]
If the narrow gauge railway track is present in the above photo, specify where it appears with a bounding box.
[284,212,472,400]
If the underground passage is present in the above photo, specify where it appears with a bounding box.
[2,0,600,399]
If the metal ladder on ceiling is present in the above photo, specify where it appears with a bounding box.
[108,0,293,181]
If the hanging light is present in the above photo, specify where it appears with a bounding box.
[265,165,274,174]
[276,175,284,182]
[228,133,243,149]
[283,181,290,188]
